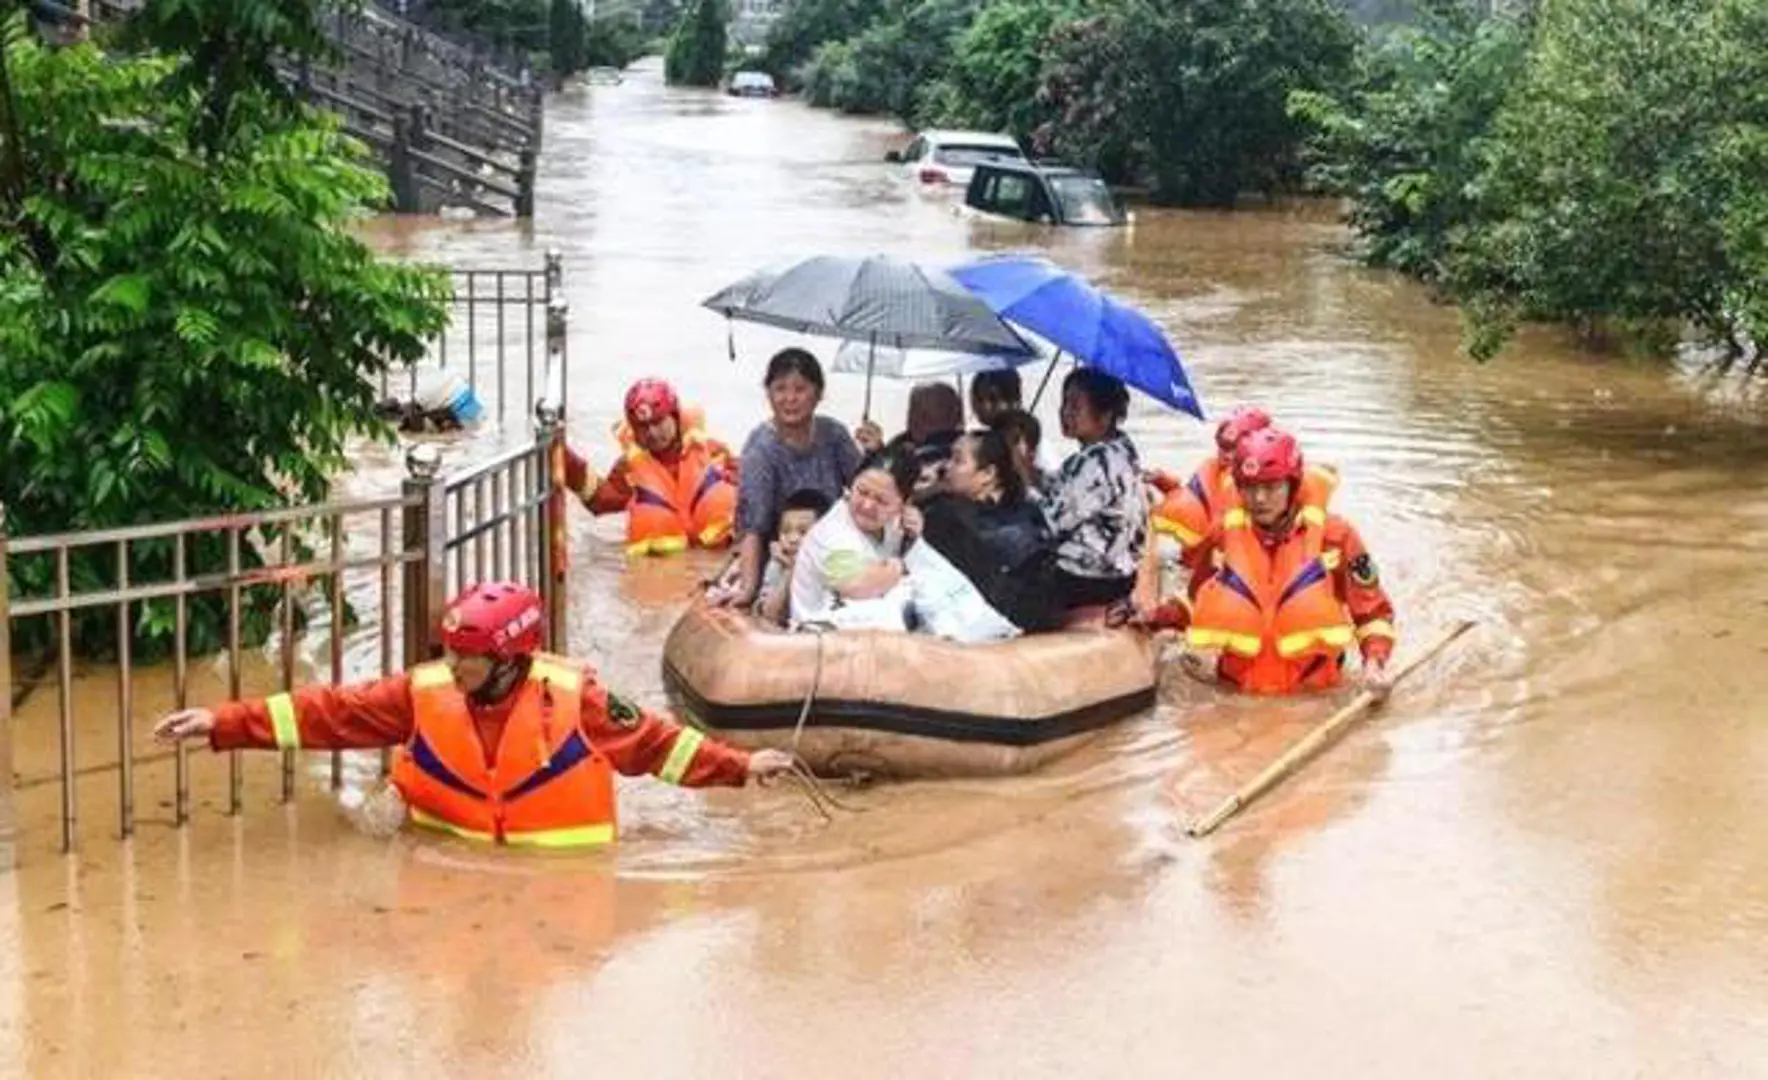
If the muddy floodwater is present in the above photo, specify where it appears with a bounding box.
[5,58,1768,1077]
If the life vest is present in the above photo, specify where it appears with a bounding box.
[1153,458,1340,552]
[1186,507,1357,695]
[613,404,736,557]
[390,653,617,847]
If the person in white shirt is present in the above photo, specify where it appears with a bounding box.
[789,447,922,628]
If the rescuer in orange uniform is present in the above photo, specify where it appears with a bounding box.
[153,582,794,847]
[1149,405,1340,571]
[563,378,739,556]
[1142,429,1396,698]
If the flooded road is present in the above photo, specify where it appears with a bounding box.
[8,58,1768,1076]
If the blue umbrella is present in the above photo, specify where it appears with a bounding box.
[948,254,1205,420]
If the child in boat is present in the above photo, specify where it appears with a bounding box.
[991,409,1052,502]
[757,487,833,626]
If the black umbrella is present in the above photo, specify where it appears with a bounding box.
[703,254,1032,420]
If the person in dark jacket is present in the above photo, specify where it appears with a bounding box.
[919,428,1060,632]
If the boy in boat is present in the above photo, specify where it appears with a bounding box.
[153,582,794,846]
[562,378,739,556]
[1139,429,1396,699]
[756,487,833,626]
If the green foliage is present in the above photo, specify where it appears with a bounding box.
[761,0,885,87]
[583,13,650,69]
[1287,0,1531,282]
[1035,0,1359,206]
[1444,0,1768,360]
[550,0,589,75]
[665,0,727,86]
[800,0,978,120]
[0,17,450,659]
[422,0,551,52]
[915,0,1074,140]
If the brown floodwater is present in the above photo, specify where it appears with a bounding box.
[7,57,1768,1077]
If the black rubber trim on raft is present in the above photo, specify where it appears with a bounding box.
[662,659,1156,747]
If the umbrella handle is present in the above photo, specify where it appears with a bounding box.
[862,334,876,425]
[1029,351,1062,411]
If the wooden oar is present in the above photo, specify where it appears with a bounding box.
[1186,619,1478,838]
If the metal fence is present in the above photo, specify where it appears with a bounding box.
[380,251,567,425]
[0,260,574,858]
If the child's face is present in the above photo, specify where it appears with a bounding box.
[776,508,818,559]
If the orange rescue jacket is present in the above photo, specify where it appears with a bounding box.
[1186,506,1392,695]
[390,652,618,847]
[613,405,736,557]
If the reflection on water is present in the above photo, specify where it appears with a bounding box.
[7,56,1768,1077]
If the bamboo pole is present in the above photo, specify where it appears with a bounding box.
[1186,619,1478,838]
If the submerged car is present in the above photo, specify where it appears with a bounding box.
[586,67,624,86]
[963,160,1129,227]
[727,71,779,98]
[886,129,1026,188]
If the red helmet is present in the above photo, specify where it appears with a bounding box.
[440,582,544,660]
[1216,405,1272,453]
[624,378,679,426]
[1236,428,1304,486]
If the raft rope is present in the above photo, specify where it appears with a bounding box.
[777,626,867,818]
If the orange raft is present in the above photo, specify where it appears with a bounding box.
[661,601,1160,778]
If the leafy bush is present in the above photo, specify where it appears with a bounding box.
[0,13,449,659]
[665,0,728,86]
[1036,0,1359,206]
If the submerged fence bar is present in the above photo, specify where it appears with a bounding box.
[0,399,566,857]
[380,250,564,426]
[0,256,570,857]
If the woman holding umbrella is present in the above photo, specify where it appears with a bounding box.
[710,348,864,609]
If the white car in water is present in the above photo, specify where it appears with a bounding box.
[886,129,1027,188]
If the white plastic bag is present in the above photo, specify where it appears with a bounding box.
[806,582,914,633]
[903,541,1020,644]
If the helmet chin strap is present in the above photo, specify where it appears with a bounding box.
[469,655,531,706]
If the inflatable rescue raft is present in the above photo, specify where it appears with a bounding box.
[662,602,1160,778]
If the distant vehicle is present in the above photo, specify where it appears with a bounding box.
[727,71,779,98]
[886,130,1026,188]
[586,67,624,86]
[963,160,1129,227]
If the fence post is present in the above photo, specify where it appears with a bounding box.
[536,402,568,653]
[544,247,563,299]
[516,147,536,217]
[390,113,419,213]
[545,274,568,419]
[401,444,449,667]
[0,502,16,869]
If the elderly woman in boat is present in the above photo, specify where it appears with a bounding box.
[788,445,922,629]
[710,348,864,609]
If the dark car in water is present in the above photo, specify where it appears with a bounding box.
[963,161,1129,227]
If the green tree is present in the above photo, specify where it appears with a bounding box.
[802,0,978,119]
[583,13,650,68]
[0,13,449,658]
[1444,0,1768,361]
[551,0,589,76]
[1036,0,1359,206]
[761,0,885,87]
[1287,0,1532,283]
[665,0,727,86]
[916,0,1076,140]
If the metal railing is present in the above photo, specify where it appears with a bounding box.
[380,251,568,425]
[0,257,574,858]
[0,404,569,856]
